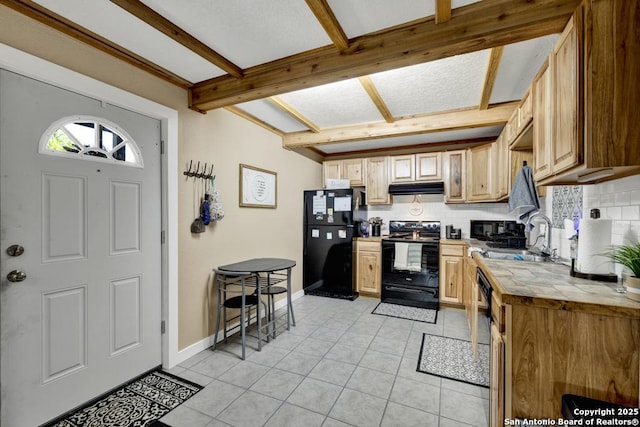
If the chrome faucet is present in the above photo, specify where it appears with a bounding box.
[526,212,553,256]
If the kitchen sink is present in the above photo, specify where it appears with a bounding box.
[482,249,549,263]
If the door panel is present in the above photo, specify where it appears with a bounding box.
[0,69,162,426]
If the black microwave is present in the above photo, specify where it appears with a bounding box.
[470,220,524,241]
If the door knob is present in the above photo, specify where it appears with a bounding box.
[6,245,24,257]
[7,270,26,282]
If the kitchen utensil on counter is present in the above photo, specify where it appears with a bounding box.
[450,228,461,239]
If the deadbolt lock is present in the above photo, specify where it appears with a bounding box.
[6,245,24,257]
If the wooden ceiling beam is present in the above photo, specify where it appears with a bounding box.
[305,0,349,51]
[358,76,395,123]
[435,0,452,24]
[479,46,505,110]
[283,102,518,148]
[109,0,243,78]
[1,0,192,88]
[190,0,579,111]
[267,97,321,133]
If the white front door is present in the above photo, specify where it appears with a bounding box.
[0,70,162,427]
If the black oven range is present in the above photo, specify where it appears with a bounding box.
[381,220,440,310]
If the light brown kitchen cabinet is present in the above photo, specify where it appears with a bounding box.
[533,0,640,185]
[443,150,466,203]
[390,155,415,183]
[354,240,381,296]
[390,152,442,183]
[493,134,509,200]
[323,160,342,183]
[549,13,582,176]
[439,243,465,305]
[517,89,533,135]
[532,61,552,181]
[415,152,442,181]
[365,157,391,205]
[323,158,366,187]
[490,322,505,427]
[466,143,494,202]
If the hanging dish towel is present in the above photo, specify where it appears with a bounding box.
[394,243,409,270]
[406,244,422,272]
[508,164,540,223]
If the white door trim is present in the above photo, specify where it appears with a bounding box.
[0,43,180,368]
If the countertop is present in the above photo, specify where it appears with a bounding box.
[473,252,640,319]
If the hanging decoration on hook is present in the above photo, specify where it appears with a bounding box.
[409,194,423,216]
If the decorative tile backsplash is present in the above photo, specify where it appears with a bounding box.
[551,186,583,229]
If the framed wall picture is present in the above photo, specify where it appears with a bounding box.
[239,163,277,208]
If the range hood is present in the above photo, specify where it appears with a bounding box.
[388,182,445,195]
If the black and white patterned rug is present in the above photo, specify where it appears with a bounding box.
[45,370,202,427]
[372,302,437,324]
[417,333,489,387]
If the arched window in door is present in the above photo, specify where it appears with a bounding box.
[39,116,143,167]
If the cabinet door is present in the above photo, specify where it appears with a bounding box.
[471,279,479,359]
[533,62,552,180]
[343,158,366,187]
[517,89,533,134]
[493,135,509,199]
[505,109,519,145]
[390,155,415,183]
[439,254,464,304]
[416,152,442,181]
[490,323,505,427]
[366,157,391,204]
[357,249,381,295]
[323,160,342,185]
[551,14,582,175]
[466,144,493,201]
[444,150,466,203]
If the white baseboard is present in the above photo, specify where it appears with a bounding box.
[167,289,305,368]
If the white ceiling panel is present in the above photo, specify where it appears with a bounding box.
[328,0,481,39]
[318,125,503,154]
[235,100,310,133]
[369,50,491,118]
[34,0,224,83]
[279,79,384,128]
[143,0,331,69]
[490,34,560,104]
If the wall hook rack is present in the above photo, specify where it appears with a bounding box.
[183,160,215,180]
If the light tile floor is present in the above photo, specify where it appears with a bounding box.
[162,295,490,427]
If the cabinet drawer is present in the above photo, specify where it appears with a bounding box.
[440,244,465,257]
[357,241,381,252]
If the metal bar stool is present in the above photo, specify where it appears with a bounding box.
[212,269,267,360]
[256,271,296,339]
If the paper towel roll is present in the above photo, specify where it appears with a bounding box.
[576,218,612,274]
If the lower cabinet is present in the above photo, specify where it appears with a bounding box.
[490,322,505,427]
[439,242,465,305]
[355,239,381,296]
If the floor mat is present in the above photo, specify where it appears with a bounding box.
[44,370,202,427]
[417,333,489,387]
[372,302,437,324]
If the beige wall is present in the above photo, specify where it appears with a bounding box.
[0,5,322,351]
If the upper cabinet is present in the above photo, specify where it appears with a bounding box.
[323,158,366,187]
[466,144,495,202]
[390,153,442,183]
[532,0,640,184]
[390,155,415,183]
[443,150,466,203]
[366,157,391,205]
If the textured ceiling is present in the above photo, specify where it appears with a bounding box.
[25,0,566,157]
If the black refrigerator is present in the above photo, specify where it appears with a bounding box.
[303,188,367,300]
